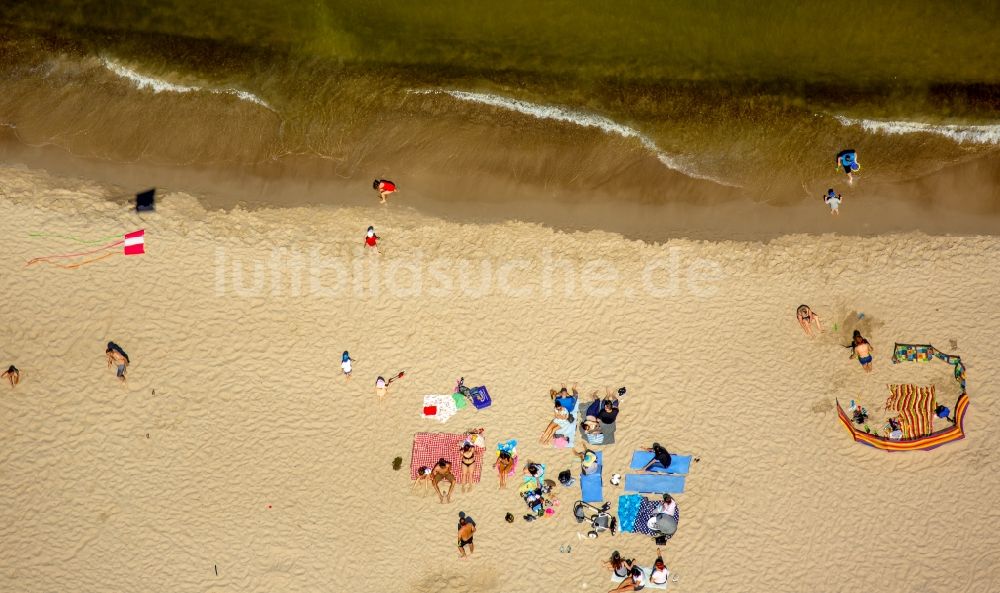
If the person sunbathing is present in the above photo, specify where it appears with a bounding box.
[2,365,19,388]
[539,404,570,444]
[494,451,514,489]
[412,465,432,493]
[459,443,477,493]
[603,551,634,579]
[609,565,646,592]
[431,458,456,503]
[549,383,578,401]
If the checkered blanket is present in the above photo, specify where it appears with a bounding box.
[410,432,484,483]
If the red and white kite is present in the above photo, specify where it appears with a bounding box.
[28,229,147,268]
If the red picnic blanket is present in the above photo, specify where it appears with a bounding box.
[410,432,484,483]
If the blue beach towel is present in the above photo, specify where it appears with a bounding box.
[629,451,693,474]
[580,451,603,502]
[617,494,642,533]
[624,473,686,494]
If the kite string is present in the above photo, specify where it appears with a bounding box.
[25,239,124,266]
[28,232,122,245]
[31,252,119,269]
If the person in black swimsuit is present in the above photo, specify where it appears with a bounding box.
[459,443,477,493]
[641,442,672,472]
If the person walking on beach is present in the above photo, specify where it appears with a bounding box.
[105,342,129,382]
[849,330,874,372]
[2,365,20,388]
[432,457,456,503]
[823,189,842,215]
[373,179,397,204]
[364,226,381,254]
[836,150,860,185]
[341,351,355,380]
[796,305,823,337]
[457,516,476,558]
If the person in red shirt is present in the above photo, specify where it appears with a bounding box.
[373,178,397,204]
[364,226,381,253]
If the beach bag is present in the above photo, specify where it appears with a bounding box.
[470,386,492,410]
[452,392,468,409]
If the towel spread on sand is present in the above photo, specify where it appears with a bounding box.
[618,494,680,539]
[410,432,483,483]
[422,394,458,423]
[885,384,935,438]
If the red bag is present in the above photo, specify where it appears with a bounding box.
[423,405,438,416]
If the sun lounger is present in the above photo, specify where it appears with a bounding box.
[580,451,603,502]
[629,451,692,474]
[624,473,686,494]
[610,567,668,589]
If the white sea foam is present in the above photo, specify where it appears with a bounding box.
[100,57,273,110]
[409,89,736,186]
[835,115,1000,145]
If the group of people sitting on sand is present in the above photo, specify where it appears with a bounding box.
[540,383,623,446]
[412,429,486,503]
[604,548,671,591]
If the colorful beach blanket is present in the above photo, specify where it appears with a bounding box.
[617,494,681,539]
[410,432,483,483]
[886,384,935,438]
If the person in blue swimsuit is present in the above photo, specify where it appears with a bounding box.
[849,330,874,372]
[836,150,860,185]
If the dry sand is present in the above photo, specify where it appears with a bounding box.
[1,164,999,593]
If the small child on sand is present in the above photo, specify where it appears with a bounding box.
[823,189,842,215]
[341,351,355,380]
[412,465,432,493]
[364,226,381,253]
[2,365,19,388]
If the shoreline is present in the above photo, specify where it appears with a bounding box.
[2,136,1000,242]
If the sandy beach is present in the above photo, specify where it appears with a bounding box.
[1,164,998,593]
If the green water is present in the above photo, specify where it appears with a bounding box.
[7,0,1000,83]
[1,0,999,193]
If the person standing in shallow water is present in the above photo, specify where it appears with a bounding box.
[823,189,842,215]
[373,179,396,204]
